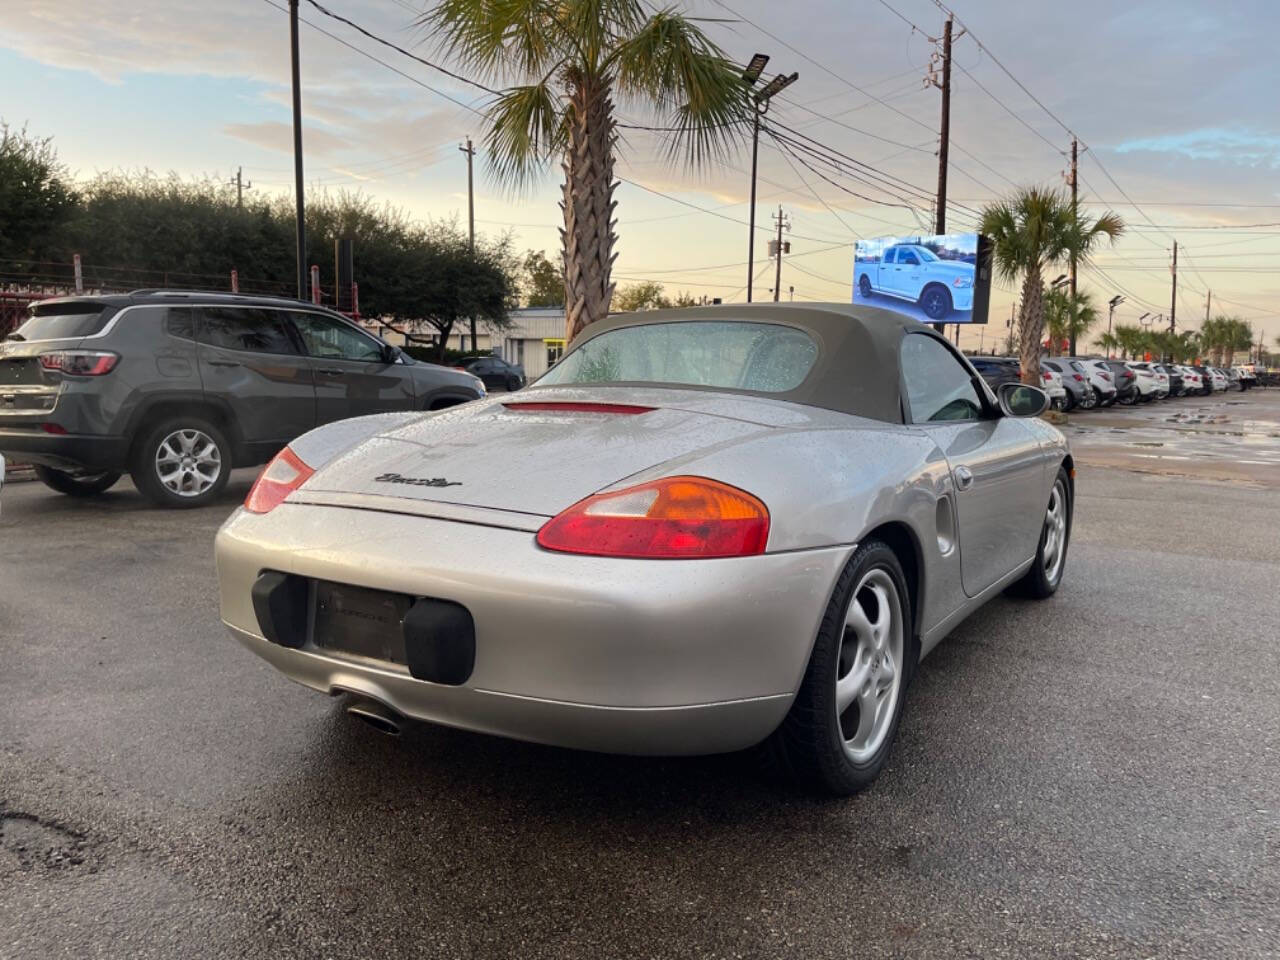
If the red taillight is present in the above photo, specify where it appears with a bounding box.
[39,350,119,376]
[41,423,68,435]
[537,476,770,559]
[1101,372,1112,381]
[1041,372,1051,381]
[244,446,314,514]
[504,401,656,415]
[1072,373,1084,381]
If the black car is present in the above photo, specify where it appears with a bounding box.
[1104,360,1140,405]
[968,356,1022,392]
[0,291,485,507]
[459,355,526,391]
[1152,363,1183,397]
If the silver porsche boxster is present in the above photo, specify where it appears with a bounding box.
[215,303,1072,795]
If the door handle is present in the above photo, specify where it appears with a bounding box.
[207,359,240,367]
[954,465,974,491]
[317,367,344,376]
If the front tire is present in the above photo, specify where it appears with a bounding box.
[1008,467,1071,599]
[130,417,231,508]
[763,539,913,796]
[858,274,873,299]
[919,284,952,320]
[32,465,122,497]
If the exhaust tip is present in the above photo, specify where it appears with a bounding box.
[345,697,403,736]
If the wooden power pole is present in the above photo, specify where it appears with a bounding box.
[460,136,476,352]
[1068,137,1079,355]
[1169,240,1178,342]
[228,167,252,208]
[771,206,790,302]
[931,18,953,335]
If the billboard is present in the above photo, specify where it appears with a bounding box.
[853,232,992,325]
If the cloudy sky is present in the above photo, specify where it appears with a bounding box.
[3,0,1277,348]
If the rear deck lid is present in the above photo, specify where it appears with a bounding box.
[300,390,777,516]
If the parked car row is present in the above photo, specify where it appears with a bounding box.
[970,355,1248,410]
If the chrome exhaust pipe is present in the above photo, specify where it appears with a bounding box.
[345,697,403,736]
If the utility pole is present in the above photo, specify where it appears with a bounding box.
[770,206,791,302]
[228,167,252,208]
[930,18,954,335]
[1169,240,1178,359]
[1205,288,1211,323]
[1068,137,1079,355]
[288,0,306,300]
[460,136,476,352]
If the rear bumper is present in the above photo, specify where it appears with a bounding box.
[215,502,853,755]
[0,429,128,471]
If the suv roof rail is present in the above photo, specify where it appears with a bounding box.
[128,289,319,307]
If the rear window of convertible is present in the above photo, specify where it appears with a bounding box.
[538,321,818,393]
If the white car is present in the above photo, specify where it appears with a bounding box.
[1132,362,1169,399]
[1125,362,1160,401]
[854,244,976,320]
[1208,367,1229,392]
[1039,364,1067,408]
[1175,365,1202,394]
[1072,358,1119,406]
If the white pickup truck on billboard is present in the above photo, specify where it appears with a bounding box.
[853,234,985,323]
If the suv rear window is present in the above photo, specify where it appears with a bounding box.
[9,301,114,341]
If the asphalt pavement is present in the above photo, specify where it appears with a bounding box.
[2,399,1279,958]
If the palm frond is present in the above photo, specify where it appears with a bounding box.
[610,10,753,170]
[483,83,569,192]
[420,0,563,83]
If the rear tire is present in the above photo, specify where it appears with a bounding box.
[858,274,873,299]
[130,416,231,508]
[505,375,521,392]
[1007,467,1071,599]
[762,539,914,796]
[33,465,122,497]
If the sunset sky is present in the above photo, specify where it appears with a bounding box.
[4,0,1277,349]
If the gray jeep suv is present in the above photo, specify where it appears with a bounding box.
[0,291,485,507]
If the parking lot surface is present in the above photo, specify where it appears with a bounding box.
[2,392,1278,959]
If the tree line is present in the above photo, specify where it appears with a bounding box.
[1,122,576,358]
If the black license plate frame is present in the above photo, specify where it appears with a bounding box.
[313,581,411,666]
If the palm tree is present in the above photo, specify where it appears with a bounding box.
[1113,323,1143,361]
[1045,288,1099,355]
[981,187,1124,384]
[421,0,752,341]
[1095,331,1119,357]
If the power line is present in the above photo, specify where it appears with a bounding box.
[299,0,499,95]
[259,0,487,118]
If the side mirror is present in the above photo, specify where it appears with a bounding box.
[381,343,398,364]
[997,382,1049,418]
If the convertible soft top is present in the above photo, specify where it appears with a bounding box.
[570,302,959,424]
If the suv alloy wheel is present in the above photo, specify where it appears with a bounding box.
[131,416,232,508]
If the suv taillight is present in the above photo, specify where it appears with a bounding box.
[39,350,119,376]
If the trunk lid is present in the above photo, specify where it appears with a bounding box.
[0,340,68,415]
[302,388,782,516]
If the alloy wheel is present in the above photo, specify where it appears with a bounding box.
[154,428,222,498]
[835,568,905,764]
[1042,479,1068,584]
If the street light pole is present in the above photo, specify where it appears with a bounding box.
[288,0,306,301]
[742,57,796,303]
[747,104,762,303]
[1107,295,1124,354]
